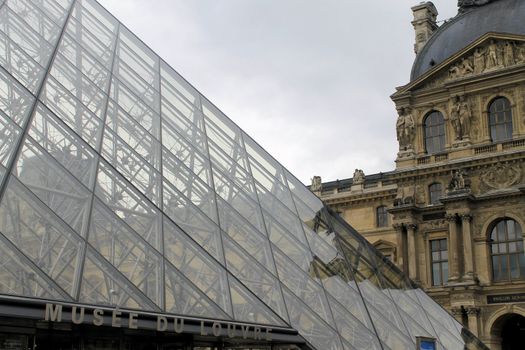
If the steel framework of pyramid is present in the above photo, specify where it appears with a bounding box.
[0,0,489,349]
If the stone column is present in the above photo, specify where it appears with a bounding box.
[394,223,406,274]
[466,307,480,336]
[407,224,418,281]
[446,214,460,282]
[461,214,475,281]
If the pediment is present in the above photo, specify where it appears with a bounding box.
[396,33,525,95]
[373,239,396,251]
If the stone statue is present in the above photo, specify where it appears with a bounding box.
[460,57,474,75]
[473,47,486,73]
[451,95,472,141]
[396,108,415,151]
[503,41,515,67]
[449,169,468,191]
[311,176,322,192]
[486,40,500,69]
[458,0,498,11]
[352,169,365,184]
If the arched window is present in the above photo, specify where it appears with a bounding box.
[376,206,388,228]
[490,219,525,281]
[489,97,513,142]
[428,183,442,205]
[424,111,445,154]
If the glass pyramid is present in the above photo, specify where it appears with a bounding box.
[0,0,488,349]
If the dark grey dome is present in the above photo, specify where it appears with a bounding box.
[411,0,525,80]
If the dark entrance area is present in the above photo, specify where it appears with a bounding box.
[501,314,525,350]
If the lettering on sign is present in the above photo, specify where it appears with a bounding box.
[43,303,273,341]
[487,293,525,304]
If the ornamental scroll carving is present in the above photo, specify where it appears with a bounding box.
[479,163,522,192]
[422,39,525,89]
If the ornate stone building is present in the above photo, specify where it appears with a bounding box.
[314,1,525,349]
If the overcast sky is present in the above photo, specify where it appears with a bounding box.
[98,0,459,185]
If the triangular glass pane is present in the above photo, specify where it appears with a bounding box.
[217,197,274,273]
[281,287,343,350]
[228,277,286,326]
[28,103,98,188]
[0,30,45,93]
[79,247,159,311]
[163,217,231,317]
[105,100,161,171]
[0,232,69,300]
[0,175,83,297]
[163,181,223,261]
[161,122,211,185]
[327,295,382,350]
[0,113,22,167]
[15,137,92,236]
[89,199,163,308]
[222,235,287,322]
[273,248,335,328]
[101,128,161,205]
[0,6,54,66]
[57,34,112,93]
[164,263,230,320]
[6,0,61,44]
[40,75,104,149]
[95,160,162,250]
[162,147,217,222]
[0,67,35,126]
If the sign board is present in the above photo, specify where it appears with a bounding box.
[487,293,525,304]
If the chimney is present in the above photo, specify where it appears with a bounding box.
[411,2,438,55]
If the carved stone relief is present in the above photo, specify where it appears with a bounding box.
[421,39,525,90]
[352,169,365,184]
[449,95,473,142]
[479,163,523,192]
[311,176,322,192]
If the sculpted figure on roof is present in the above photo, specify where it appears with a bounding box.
[458,0,498,11]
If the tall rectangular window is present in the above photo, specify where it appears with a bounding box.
[376,206,388,227]
[430,239,448,286]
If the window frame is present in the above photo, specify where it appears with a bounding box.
[423,111,446,154]
[376,205,388,228]
[488,97,513,143]
[489,218,525,282]
[428,182,442,205]
[430,238,448,286]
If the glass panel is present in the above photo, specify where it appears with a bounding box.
[57,34,112,92]
[0,175,83,297]
[31,0,71,27]
[50,53,108,119]
[162,147,216,222]
[0,113,22,167]
[163,180,223,261]
[79,247,160,311]
[160,61,199,110]
[106,101,161,170]
[95,160,162,250]
[0,30,45,93]
[161,120,211,185]
[0,6,54,66]
[40,76,103,149]
[163,217,232,317]
[217,197,274,273]
[229,277,287,326]
[0,65,35,126]
[164,262,230,319]
[273,248,335,328]
[28,103,98,188]
[0,230,69,300]
[71,0,117,50]
[101,128,161,205]
[110,76,160,139]
[282,288,343,350]
[7,0,61,43]
[15,137,92,236]
[89,199,163,308]
[222,236,287,322]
